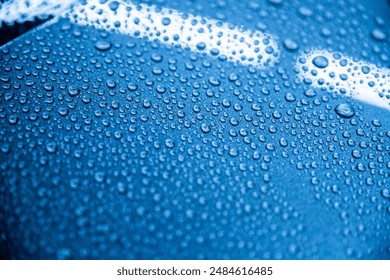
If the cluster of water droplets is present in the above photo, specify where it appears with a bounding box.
[297,50,390,110]
[67,0,279,68]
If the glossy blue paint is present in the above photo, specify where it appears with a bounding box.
[0,0,389,259]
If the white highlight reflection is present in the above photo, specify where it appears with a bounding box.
[0,0,76,26]
[68,0,279,68]
[1,0,389,111]
[297,50,390,110]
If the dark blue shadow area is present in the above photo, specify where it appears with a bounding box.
[0,0,389,259]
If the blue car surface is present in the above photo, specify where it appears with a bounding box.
[0,0,389,259]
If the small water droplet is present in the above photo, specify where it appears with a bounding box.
[45,141,58,154]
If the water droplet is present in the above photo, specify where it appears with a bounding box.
[57,107,69,117]
[208,77,220,86]
[283,38,298,51]
[143,99,151,108]
[196,42,206,50]
[106,79,116,89]
[285,92,296,102]
[304,89,316,97]
[94,171,105,183]
[45,141,57,154]
[279,138,288,147]
[335,103,355,118]
[165,139,175,148]
[68,86,80,97]
[94,41,112,51]
[298,6,313,17]
[1,143,10,154]
[151,53,163,62]
[312,55,329,68]
[372,119,381,127]
[371,28,387,41]
[8,115,18,125]
[161,17,171,26]
[201,123,211,133]
[381,189,390,199]
[127,83,138,91]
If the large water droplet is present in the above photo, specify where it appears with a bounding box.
[371,28,387,41]
[94,41,112,51]
[334,103,355,118]
[312,55,329,68]
[68,86,80,97]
